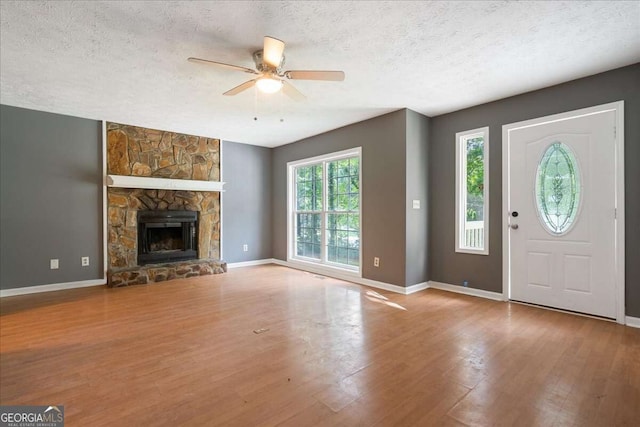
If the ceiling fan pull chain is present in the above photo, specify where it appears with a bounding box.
[253,86,259,121]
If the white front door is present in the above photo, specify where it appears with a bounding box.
[504,104,622,319]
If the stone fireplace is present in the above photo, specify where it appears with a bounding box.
[106,122,226,287]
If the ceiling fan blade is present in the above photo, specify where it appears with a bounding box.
[285,70,345,81]
[188,57,258,74]
[223,79,257,96]
[263,36,285,68]
[282,81,306,102]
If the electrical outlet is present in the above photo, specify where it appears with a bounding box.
[243,244,248,252]
[50,259,59,270]
[81,256,90,266]
[463,280,469,287]
[374,257,380,267]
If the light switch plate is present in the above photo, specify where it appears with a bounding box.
[412,200,420,209]
[50,259,59,269]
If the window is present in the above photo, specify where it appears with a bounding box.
[535,142,581,235]
[455,127,489,255]
[288,148,361,273]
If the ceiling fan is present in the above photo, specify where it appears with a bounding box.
[188,36,345,101]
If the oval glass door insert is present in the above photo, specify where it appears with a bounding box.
[535,142,581,235]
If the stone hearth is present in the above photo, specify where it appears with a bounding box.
[108,259,227,288]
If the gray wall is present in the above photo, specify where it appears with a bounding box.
[405,110,430,286]
[3,64,637,317]
[222,141,272,263]
[273,110,409,286]
[429,63,640,316]
[0,105,103,289]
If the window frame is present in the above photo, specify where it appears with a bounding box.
[287,147,362,276]
[455,127,489,255]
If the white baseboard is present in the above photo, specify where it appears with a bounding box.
[226,259,276,269]
[356,277,419,295]
[0,279,106,297]
[405,282,430,294]
[625,316,640,328]
[427,280,506,301]
[271,259,428,295]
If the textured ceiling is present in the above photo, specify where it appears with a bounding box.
[1,1,639,147]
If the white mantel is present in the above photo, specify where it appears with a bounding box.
[106,175,225,192]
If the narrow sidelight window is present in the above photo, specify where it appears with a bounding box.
[455,127,489,255]
[288,148,361,273]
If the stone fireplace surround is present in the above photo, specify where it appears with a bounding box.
[106,122,226,287]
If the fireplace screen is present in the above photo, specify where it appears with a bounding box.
[137,210,198,265]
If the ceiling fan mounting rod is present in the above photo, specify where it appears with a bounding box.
[253,50,285,74]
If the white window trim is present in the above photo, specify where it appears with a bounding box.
[287,147,362,276]
[455,127,489,255]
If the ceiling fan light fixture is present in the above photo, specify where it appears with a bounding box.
[256,76,283,94]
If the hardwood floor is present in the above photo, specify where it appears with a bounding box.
[1,265,638,426]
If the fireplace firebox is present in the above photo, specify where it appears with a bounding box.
[137,210,198,265]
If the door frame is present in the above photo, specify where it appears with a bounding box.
[502,101,625,324]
